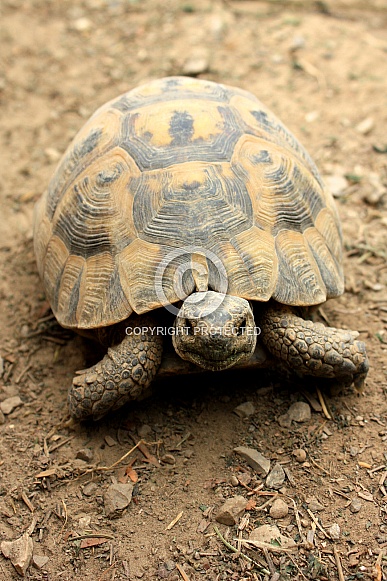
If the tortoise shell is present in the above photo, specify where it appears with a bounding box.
[34,76,343,330]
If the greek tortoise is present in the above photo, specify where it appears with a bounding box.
[33,76,369,420]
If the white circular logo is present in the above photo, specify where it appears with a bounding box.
[154,246,228,315]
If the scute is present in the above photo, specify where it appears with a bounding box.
[34,76,344,329]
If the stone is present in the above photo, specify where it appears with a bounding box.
[0,410,5,425]
[293,448,307,462]
[233,446,270,476]
[78,515,92,530]
[138,424,153,439]
[0,385,19,401]
[161,453,176,465]
[266,463,285,489]
[32,555,49,570]
[104,435,117,447]
[215,495,247,526]
[324,175,349,198]
[287,402,311,422]
[307,497,325,512]
[249,524,296,549]
[234,401,255,418]
[328,523,341,540]
[0,396,22,415]
[356,117,374,135]
[104,483,134,518]
[238,472,251,487]
[1,532,33,576]
[82,482,98,497]
[76,448,94,462]
[230,475,239,487]
[182,50,209,76]
[350,497,362,513]
[44,147,61,163]
[270,498,289,519]
[72,17,93,32]
[278,413,292,428]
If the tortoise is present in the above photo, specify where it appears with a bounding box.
[33,76,369,420]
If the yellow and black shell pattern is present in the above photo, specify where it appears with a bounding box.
[33,76,344,329]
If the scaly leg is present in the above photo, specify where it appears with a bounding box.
[260,304,369,390]
[69,322,163,420]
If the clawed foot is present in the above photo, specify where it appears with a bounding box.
[260,305,369,390]
[69,329,162,420]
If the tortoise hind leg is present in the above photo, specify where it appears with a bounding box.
[259,304,369,390]
[69,324,163,420]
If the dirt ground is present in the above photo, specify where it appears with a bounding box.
[1,0,387,579]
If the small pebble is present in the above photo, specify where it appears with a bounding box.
[76,448,94,462]
[293,448,307,462]
[249,524,296,548]
[234,401,255,418]
[270,498,289,519]
[138,424,153,439]
[72,17,92,32]
[44,147,61,163]
[328,523,341,540]
[1,532,33,576]
[161,453,176,465]
[182,50,209,75]
[356,117,374,135]
[266,463,286,489]
[238,472,251,487]
[104,435,117,447]
[104,483,134,518]
[307,497,325,512]
[32,555,49,570]
[0,396,22,415]
[234,446,270,476]
[350,497,362,513]
[290,34,305,51]
[82,482,98,497]
[0,385,19,401]
[78,515,92,529]
[215,495,247,526]
[287,401,311,422]
[230,475,239,487]
[324,174,349,198]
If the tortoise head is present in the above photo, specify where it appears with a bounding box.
[172,291,257,371]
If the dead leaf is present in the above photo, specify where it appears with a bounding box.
[79,537,110,549]
[125,465,139,483]
[35,468,56,478]
[138,442,159,467]
[245,498,256,511]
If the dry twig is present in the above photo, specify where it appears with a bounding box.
[165,511,183,530]
[306,508,331,539]
[176,563,190,581]
[213,526,270,573]
[316,387,332,419]
[333,546,345,581]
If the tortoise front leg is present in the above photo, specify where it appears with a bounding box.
[260,304,369,390]
[69,324,163,420]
